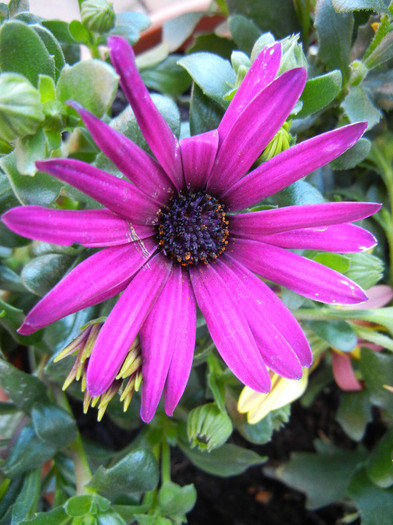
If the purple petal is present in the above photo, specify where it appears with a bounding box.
[190,262,271,392]
[230,238,367,304]
[86,253,172,397]
[67,101,175,202]
[219,43,281,137]
[108,36,183,189]
[140,266,196,422]
[223,254,312,367]
[36,159,160,224]
[223,122,367,210]
[180,129,219,190]
[2,206,154,247]
[257,224,377,252]
[164,271,196,416]
[230,202,381,236]
[18,240,157,335]
[207,68,307,196]
[214,258,304,378]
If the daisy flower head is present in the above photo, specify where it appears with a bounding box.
[2,37,381,423]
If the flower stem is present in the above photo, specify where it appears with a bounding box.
[54,388,93,495]
[161,439,171,485]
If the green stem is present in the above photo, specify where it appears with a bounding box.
[161,439,171,485]
[373,146,393,286]
[54,389,93,495]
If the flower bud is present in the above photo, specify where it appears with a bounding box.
[0,73,44,142]
[81,0,115,33]
[260,121,292,162]
[187,403,233,452]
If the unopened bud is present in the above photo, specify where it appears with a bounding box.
[187,403,232,452]
[81,0,115,33]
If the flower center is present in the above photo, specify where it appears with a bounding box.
[156,191,229,266]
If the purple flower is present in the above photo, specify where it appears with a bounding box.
[2,37,380,422]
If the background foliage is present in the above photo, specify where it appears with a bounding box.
[0,0,393,523]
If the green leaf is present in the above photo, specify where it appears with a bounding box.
[189,83,224,135]
[342,85,382,130]
[272,441,367,509]
[31,25,65,80]
[188,33,236,59]
[0,265,25,292]
[10,469,41,525]
[364,32,393,69]
[228,14,262,55]
[331,138,371,170]
[56,60,118,117]
[307,320,357,352]
[31,403,77,449]
[0,20,55,85]
[297,70,342,119]
[178,52,236,108]
[15,127,47,176]
[332,0,389,12]
[347,468,393,525]
[1,151,62,206]
[367,427,393,488]
[315,0,353,84]
[365,70,393,112]
[64,495,95,517]
[68,20,91,45]
[359,348,393,414]
[42,20,80,65]
[162,12,203,52]
[111,11,150,44]
[179,442,266,477]
[7,0,28,17]
[2,424,57,477]
[141,56,191,96]
[0,359,48,412]
[312,252,350,273]
[354,325,393,352]
[344,252,384,290]
[0,73,44,142]
[225,0,299,39]
[273,180,325,207]
[19,506,69,525]
[88,448,159,494]
[21,254,74,297]
[336,390,372,441]
[158,481,197,517]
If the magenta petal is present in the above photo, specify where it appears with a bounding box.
[230,238,367,305]
[219,43,281,138]
[140,266,196,422]
[229,202,381,236]
[257,223,377,252]
[223,254,312,367]
[36,159,160,224]
[180,129,219,190]
[190,263,271,392]
[223,122,368,210]
[108,36,183,189]
[332,352,363,391]
[214,258,304,379]
[86,253,172,397]
[164,271,196,416]
[207,68,307,196]
[67,101,175,202]
[2,206,154,247]
[18,240,157,335]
